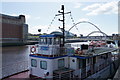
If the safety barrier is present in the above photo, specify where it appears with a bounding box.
[30,46,74,57]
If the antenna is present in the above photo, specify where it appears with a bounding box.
[55,5,71,47]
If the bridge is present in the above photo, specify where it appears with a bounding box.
[66,37,113,43]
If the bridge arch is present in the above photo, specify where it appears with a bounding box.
[86,31,108,37]
[68,21,102,32]
[86,31,108,41]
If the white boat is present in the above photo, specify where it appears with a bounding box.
[29,34,118,79]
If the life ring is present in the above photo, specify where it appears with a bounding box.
[30,46,36,53]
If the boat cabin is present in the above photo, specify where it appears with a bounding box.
[29,34,74,79]
[29,34,118,79]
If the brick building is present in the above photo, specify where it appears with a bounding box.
[0,14,28,46]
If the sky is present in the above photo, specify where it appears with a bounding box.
[1,1,119,36]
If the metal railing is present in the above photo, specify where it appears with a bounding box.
[30,46,72,57]
[79,55,120,79]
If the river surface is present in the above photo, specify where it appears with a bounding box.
[1,45,32,78]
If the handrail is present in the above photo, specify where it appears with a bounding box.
[30,46,68,57]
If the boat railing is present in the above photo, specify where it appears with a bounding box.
[80,53,120,79]
[80,58,114,79]
[30,45,73,57]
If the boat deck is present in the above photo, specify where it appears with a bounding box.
[53,68,74,74]
[30,47,117,58]
[74,47,117,57]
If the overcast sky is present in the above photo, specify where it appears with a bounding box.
[1,1,119,36]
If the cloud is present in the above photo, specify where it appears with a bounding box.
[82,3,101,11]
[82,1,118,16]
[77,18,89,22]
[74,3,82,8]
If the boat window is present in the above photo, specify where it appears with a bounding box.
[105,53,108,59]
[53,38,60,44]
[43,38,46,44]
[41,38,46,44]
[79,59,86,69]
[40,61,47,70]
[31,59,37,67]
[47,38,52,45]
[87,58,90,64]
[53,38,56,44]
[54,38,57,44]
[56,38,59,44]
[93,57,96,64]
[58,59,65,69]
[61,38,63,44]
[40,38,44,44]
[45,38,47,44]
[81,44,88,50]
[50,38,52,44]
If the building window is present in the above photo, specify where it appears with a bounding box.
[58,59,65,69]
[40,61,47,70]
[31,59,37,67]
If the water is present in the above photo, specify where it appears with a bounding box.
[1,45,31,78]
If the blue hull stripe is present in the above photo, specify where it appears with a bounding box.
[29,54,68,59]
[70,55,92,59]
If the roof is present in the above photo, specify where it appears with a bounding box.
[0,13,25,20]
[40,34,63,38]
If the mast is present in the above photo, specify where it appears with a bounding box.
[62,5,65,47]
[56,5,71,47]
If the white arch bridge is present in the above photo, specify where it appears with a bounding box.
[66,21,113,42]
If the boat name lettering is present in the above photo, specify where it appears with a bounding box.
[40,46,49,50]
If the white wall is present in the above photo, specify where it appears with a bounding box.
[70,57,78,70]
[30,57,54,78]
[38,45,59,55]
[30,56,69,78]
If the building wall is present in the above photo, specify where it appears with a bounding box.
[2,23,23,39]
[0,14,28,44]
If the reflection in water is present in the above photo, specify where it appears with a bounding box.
[2,45,31,78]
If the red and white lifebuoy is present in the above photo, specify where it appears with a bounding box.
[30,46,36,53]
